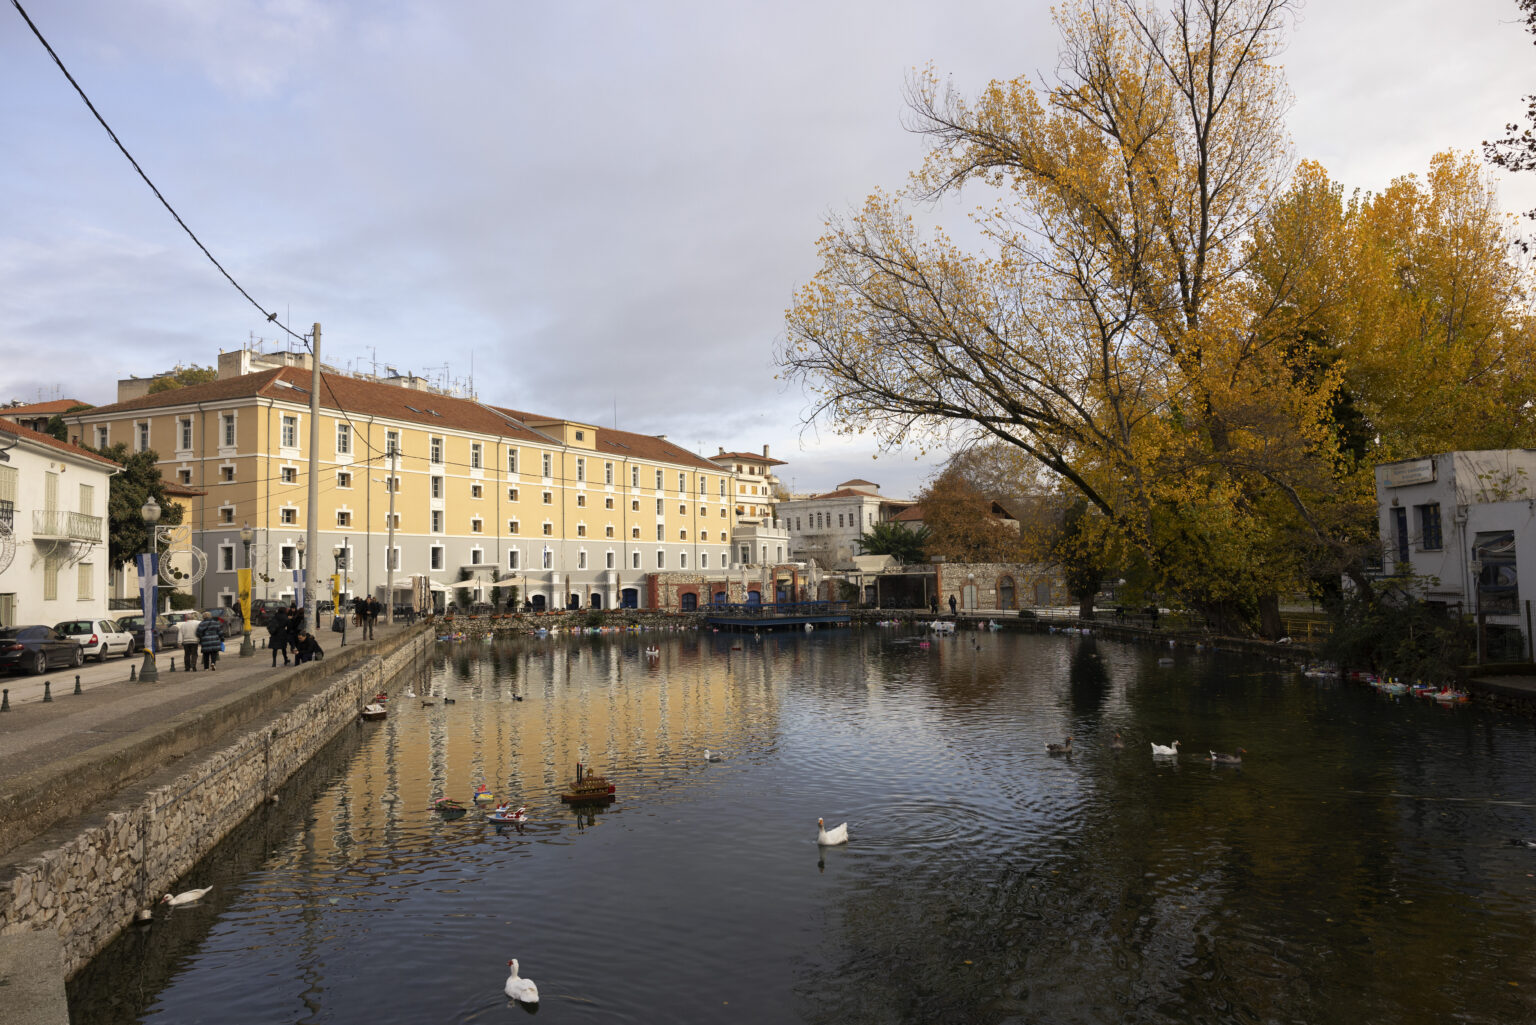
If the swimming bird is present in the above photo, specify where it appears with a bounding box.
[1209,748,1246,765]
[1151,740,1180,757]
[504,959,539,1004]
[817,818,849,846]
[1508,838,1536,848]
[1046,737,1072,755]
[704,748,723,763]
[161,886,213,906]
[1110,731,1125,750]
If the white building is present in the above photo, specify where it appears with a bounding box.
[1376,450,1536,661]
[0,418,119,628]
[778,479,912,569]
[710,446,785,527]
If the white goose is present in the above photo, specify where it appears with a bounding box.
[817,817,849,846]
[162,886,213,906]
[1150,740,1180,757]
[704,748,723,763]
[504,958,539,1004]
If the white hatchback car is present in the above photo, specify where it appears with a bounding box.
[54,618,136,661]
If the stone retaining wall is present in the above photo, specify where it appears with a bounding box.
[0,627,431,978]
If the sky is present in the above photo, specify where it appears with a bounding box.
[3,0,1533,499]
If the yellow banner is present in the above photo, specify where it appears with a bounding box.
[331,573,341,607]
[237,569,251,627]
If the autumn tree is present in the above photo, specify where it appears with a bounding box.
[916,464,1028,563]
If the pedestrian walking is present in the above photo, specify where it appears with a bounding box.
[948,594,958,616]
[268,611,290,666]
[352,594,366,628]
[364,595,380,639]
[195,611,224,671]
[177,613,200,671]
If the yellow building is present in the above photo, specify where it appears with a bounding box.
[68,364,752,611]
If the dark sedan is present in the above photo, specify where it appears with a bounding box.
[203,607,243,638]
[115,613,179,653]
[0,625,83,675]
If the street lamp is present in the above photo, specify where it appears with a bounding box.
[239,523,254,657]
[138,496,161,682]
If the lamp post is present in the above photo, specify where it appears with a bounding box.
[296,536,307,627]
[138,496,161,682]
[333,540,347,646]
[1471,556,1484,665]
[239,523,254,657]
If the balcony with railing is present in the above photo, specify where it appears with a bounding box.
[33,508,104,542]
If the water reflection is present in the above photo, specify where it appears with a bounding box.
[72,629,1536,1024]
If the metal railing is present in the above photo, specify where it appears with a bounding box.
[705,601,851,617]
[32,508,103,542]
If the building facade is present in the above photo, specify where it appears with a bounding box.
[778,480,912,569]
[66,363,768,613]
[0,418,118,627]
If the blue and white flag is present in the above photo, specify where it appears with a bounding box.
[136,552,159,652]
[292,567,306,609]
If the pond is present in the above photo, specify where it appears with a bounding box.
[70,626,1536,1024]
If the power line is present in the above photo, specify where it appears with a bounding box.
[10,0,311,350]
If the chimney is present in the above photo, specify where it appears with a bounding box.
[762,444,770,458]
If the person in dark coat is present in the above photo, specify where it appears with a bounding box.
[195,612,224,671]
[948,594,958,616]
[268,611,291,666]
[364,596,380,639]
[293,630,324,664]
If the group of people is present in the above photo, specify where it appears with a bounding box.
[349,595,384,640]
[177,611,231,672]
[266,605,324,667]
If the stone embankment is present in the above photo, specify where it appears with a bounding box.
[0,623,431,980]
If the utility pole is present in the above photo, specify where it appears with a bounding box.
[306,323,321,622]
[386,440,397,624]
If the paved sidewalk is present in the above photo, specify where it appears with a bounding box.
[0,620,417,862]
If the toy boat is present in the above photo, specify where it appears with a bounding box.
[487,804,528,825]
[472,785,496,805]
[560,762,616,804]
[360,703,387,721]
[432,797,467,819]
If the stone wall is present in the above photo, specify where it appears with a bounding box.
[0,628,431,978]
[932,562,1063,611]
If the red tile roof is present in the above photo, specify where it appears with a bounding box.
[0,418,121,470]
[3,399,91,416]
[711,451,787,466]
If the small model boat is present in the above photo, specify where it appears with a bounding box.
[432,797,467,819]
[472,784,496,805]
[487,804,528,825]
[360,703,387,722]
[560,762,616,804]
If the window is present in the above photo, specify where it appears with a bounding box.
[219,546,235,572]
[576,494,586,507]
[656,524,665,541]
[701,553,708,569]
[281,507,297,525]
[680,553,688,568]
[281,466,297,484]
[384,513,400,528]
[386,430,400,456]
[94,426,108,448]
[606,551,615,569]
[380,475,399,492]
[43,556,58,600]
[387,547,401,571]
[633,551,641,569]
[796,517,802,530]
[632,526,640,539]
[508,549,520,570]
[542,453,552,478]
[432,476,444,498]
[655,469,663,489]
[222,414,236,448]
[576,457,585,482]
[838,514,844,528]
[542,549,552,569]
[280,545,296,570]
[577,524,587,537]
[1392,506,1409,563]
[604,497,614,509]
[431,509,443,533]
[542,491,553,504]
[578,550,588,569]
[509,519,521,534]
[281,415,298,448]
[179,418,193,450]
[1417,503,1443,551]
[605,461,614,485]
[336,423,351,455]
[679,528,687,540]
[337,470,352,488]
[508,487,519,502]
[632,465,640,487]
[656,550,665,569]
[78,483,94,514]
[542,522,553,536]
[700,530,708,542]
[77,562,93,600]
[679,503,687,515]
[430,437,443,464]
[337,510,352,527]
[631,499,640,512]
[605,525,614,538]
[508,449,519,474]
[471,442,482,469]
[471,483,483,500]
[431,547,445,570]
[656,498,664,515]
[719,479,727,497]
[136,422,150,452]
[575,430,585,441]
[678,472,686,492]
[470,548,483,564]
[221,465,235,483]
[698,475,705,494]
[471,517,483,533]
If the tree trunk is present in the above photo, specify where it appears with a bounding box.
[1258,593,1284,640]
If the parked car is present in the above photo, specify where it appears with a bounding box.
[248,599,287,629]
[0,625,83,674]
[54,618,136,661]
[203,607,243,638]
[116,613,179,653]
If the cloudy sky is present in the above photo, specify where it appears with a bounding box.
[3,0,1532,498]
